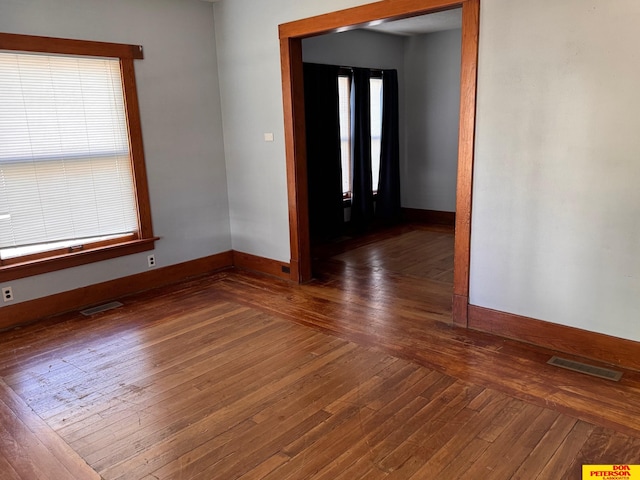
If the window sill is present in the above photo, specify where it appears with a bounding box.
[0,237,158,283]
[342,192,378,208]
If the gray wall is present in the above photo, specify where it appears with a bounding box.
[302,29,405,71]
[470,0,640,341]
[0,0,231,305]
[403,29,461,212]
[213,0,369,262]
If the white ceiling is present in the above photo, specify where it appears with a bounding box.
[363,8,462,36]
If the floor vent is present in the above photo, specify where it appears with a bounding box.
[80,301,123,316]
[547,356,622,381]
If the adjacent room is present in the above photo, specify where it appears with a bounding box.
[301,10,461,302]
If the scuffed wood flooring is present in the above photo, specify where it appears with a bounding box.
[0,224,639,479]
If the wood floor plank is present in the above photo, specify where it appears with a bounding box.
[91,333,352,473]
[216,268,640,438]
[0,379,99,480]
[0,452,22,480]
[319,384,481,480]
[12,304,256,415]
[237,453,291,480]
[478,408,561,479]
[511,414,579,480]
[371,382,484,472]
[535,420,596,479]
[7,302,250,399]
[377,386,483,477]
[405,391,513,479]
[460,402,547,478]
[562,427,640,479]
[54,314,309,439]
[56,324,294,442]
[111,345,394,479]
[0,290,232,374]
[0,420,50,480]
[0,223,638,479]
[189,410,331,480]
[264,379,468,480]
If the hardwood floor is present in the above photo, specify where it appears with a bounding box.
[1,224,639,479]
[315,223,455,284]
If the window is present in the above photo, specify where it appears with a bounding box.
[338,75,351,197]
[337,72,383,198]
[0,33,155,282]
[369,77,383,193]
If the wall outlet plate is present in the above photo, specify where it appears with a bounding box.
[2,286,13,302]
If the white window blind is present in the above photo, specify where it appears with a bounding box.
[0,51,138,260]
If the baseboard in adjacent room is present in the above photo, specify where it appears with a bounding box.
[402,208,456,226]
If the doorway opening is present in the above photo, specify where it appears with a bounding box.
[279,0,479,327]
[302,11,461,301]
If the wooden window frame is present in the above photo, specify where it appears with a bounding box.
[0,33,157,282]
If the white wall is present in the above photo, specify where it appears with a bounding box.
[0,0,231,305]
[403,29,461,212]
[471,0,640,341]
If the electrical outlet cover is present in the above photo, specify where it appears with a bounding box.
[2,287,13,302]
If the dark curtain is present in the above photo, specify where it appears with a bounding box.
[303,63,344,241]
[376,69,401,221]
[350,68,374,227]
